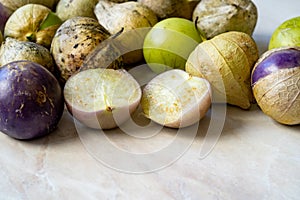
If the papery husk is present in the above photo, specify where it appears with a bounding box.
[4,4,62,48]
[0,0,58,11]
[193,0,257,39]
[95,0,157,34]
[186,31,259,109]
[138,0,192,20]
[80,35,124,72]
[108,0,132,2]
[55,0,99,21]
[50,17,112,83]
[0,37,55,73]
[95,0,158,64]
[252,67,300,125]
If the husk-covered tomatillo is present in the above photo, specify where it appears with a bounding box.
[251,47,300,125]
[50,17,121,83]
[94,0,158,64]
[0,37,55,74]
[108,0,132,2]
[55,0,99,21]
[4,4,62,48]
[138,0,192,20]
[0,0,58,11]
[193,0,257,39]
[95,0,157,35]
[186,31,259,109]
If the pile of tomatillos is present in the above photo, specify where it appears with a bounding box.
[0,0,299,140]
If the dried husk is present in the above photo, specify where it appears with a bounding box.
[252,68,300,125]
[108,0,133,2]
[193,0,257,39]
[0,0,58,11]
[95,0,158,64]
[186,31,259,109]
[252,48,300,125]
[4,4,62,48]
[0,37,55,73]
[95,0,157,34]
[80,36,123,72]
[138,0,192,20]
[55,0,99,21]
[50,17,112,83]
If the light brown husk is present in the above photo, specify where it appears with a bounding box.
[0,0,58,11]
[0,37,55,73]
[252,67,300,125]
[50,17,111,82]
[193,0,257,39]
[55,0,99,21]
[186,31,259,109]
[95,0,158,64]
[4,4,61,48]
[138,0,192,20]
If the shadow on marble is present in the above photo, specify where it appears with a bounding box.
[19,101,299,155]
[16,111,79,147]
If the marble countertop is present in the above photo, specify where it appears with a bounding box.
[0,0,299,199]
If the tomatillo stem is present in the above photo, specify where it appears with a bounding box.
[26,32,36,42]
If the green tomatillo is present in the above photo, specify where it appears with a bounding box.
[269,16,300,49]
[143,17,203,74]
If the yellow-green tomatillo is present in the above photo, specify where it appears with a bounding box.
[143,17,202,74]
[269,16,300,49]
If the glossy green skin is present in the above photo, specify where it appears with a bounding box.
[143,18,202,74]
[269,16,300,49]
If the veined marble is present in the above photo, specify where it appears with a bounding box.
[0,105,299,200]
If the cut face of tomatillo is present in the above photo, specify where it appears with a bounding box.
[141,69,212,128]
[64,68,142,129]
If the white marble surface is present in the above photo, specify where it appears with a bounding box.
[0,0,300,199]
